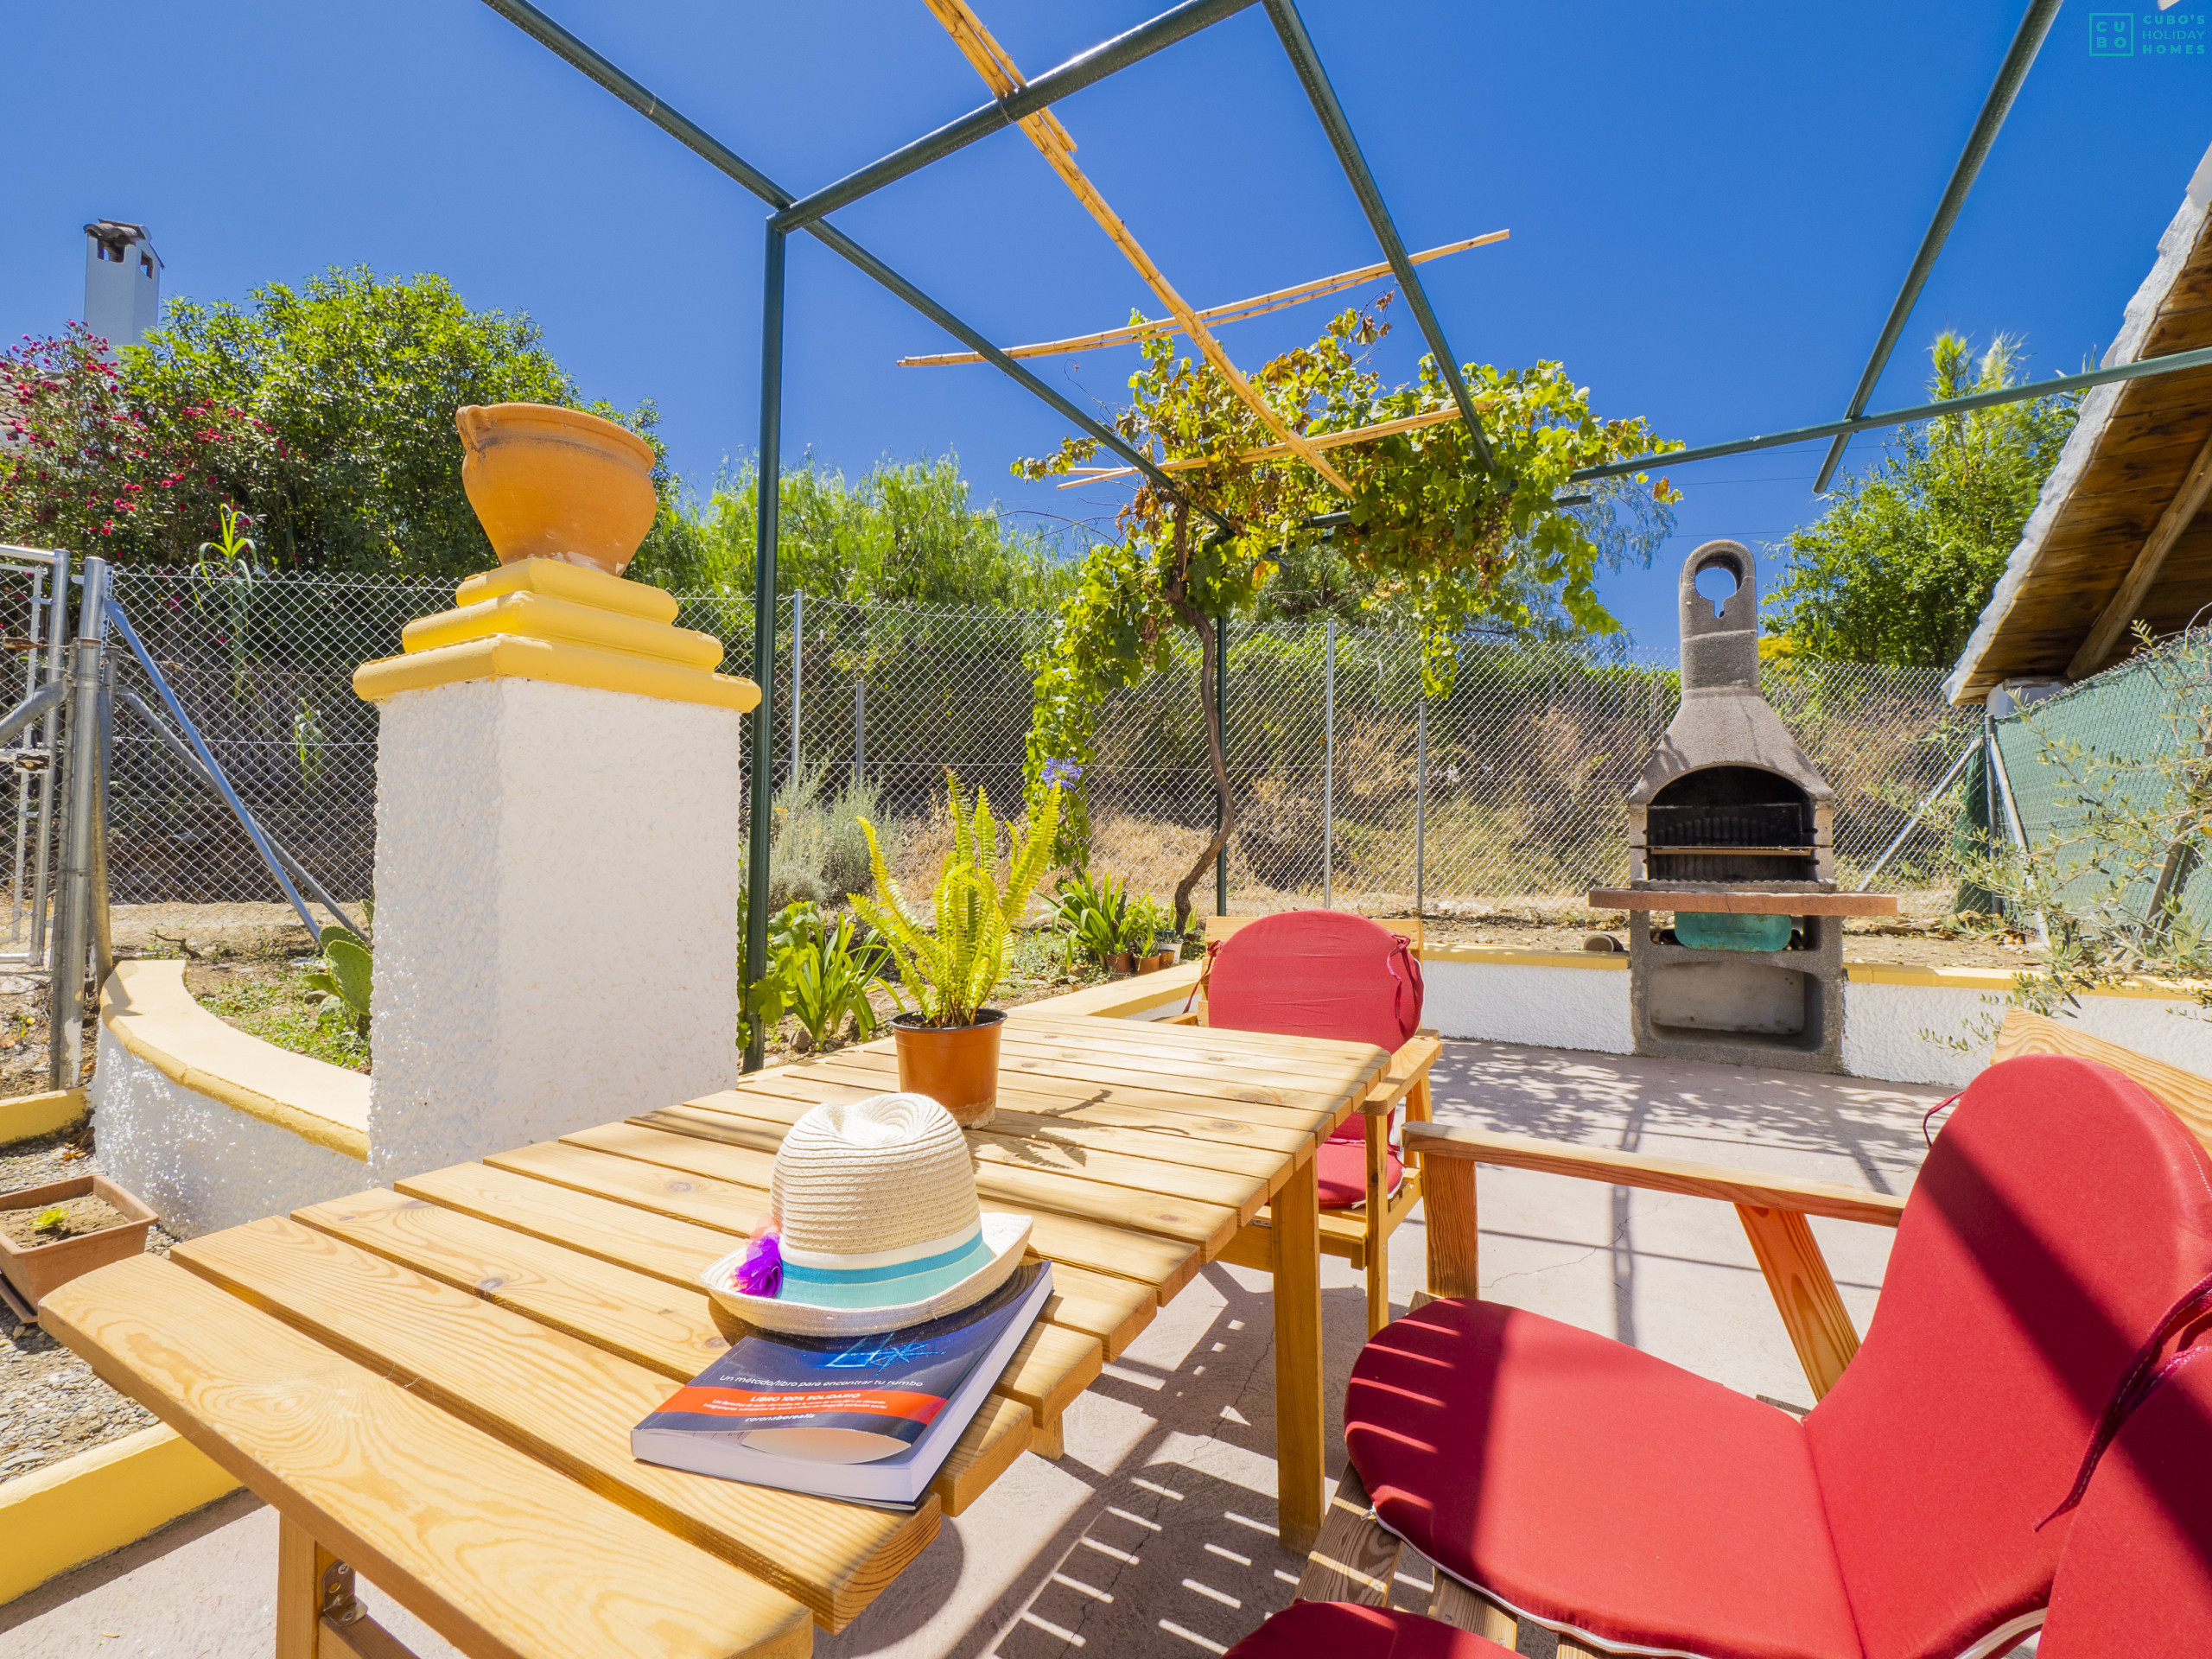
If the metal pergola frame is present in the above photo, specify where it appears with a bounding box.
[478,0,1498,1068]
[477,0,2212,1072]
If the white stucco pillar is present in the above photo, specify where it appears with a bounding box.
[353,558,757,1185]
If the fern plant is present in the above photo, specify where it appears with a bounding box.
[854,772,1061,1027]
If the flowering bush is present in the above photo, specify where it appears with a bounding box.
[0,323,283,562]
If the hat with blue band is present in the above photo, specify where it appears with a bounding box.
[702,1091,1033,1337]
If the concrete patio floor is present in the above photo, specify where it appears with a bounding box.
[0,1040,1948,1659]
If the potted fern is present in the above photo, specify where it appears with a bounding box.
[853,772,1060,1128]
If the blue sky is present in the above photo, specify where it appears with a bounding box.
[5,1,2208,650]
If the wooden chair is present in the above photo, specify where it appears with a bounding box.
[1233,1333,2212,1658]
[1259,1012,2212,1659]
[1166,914,1442,1334]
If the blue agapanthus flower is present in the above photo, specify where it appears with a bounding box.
[1038,757,1084,788]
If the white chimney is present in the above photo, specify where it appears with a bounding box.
[82,221,162,354]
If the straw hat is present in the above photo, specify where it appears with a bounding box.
[702,1092,1033,1337]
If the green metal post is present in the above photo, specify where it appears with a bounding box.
[1215,611,1229,916]
[743,225,785,1074]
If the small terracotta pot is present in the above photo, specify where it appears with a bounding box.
[1147,949,1178,972]
[455,403,658,576]
[892,1009,1005,1128]
[1106,952,1134,976]
[0,1173,156,1313]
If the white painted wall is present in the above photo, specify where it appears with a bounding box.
[90,1027,366,1239]
[1416,956,2212,1086]
[1844,980,2212,1088]
[367,677,746,1185]
[1421,960,1634,1054]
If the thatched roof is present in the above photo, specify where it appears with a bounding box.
[1945,142,2212,706]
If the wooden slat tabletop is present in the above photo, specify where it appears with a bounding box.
[42,1016,1386,1659]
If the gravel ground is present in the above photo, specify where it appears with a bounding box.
[0,1122,173,1488]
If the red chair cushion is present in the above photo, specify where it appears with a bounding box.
[2041,1345,2212,1657]
[1345,1297,1861,1659]
[1316,1138,1402,1210]
[1802,1055,2212,1659]
[1208,912,1423,1058]
[1227,1602,1514,1659]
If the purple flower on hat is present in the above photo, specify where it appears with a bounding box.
[734,1219,783,1298]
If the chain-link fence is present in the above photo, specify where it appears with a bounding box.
[2,570,1984,920]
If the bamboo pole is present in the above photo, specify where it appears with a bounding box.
[896,230,1509,367]
[1053,401,1478,489]
[923,0,1353,493]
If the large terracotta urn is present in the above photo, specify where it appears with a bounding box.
[456,403,658,576]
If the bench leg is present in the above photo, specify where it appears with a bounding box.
[1364,1116,1390,1336]
[276,1515,419,1659]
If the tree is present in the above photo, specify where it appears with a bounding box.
[1,268,678,578]
[1016,298,1681,924]
[669,453,1076,607]
[1764,333,2081,666]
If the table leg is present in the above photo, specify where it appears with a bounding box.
[1272,1148,1323,1554]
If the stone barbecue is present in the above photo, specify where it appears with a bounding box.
[1594,539,1893,1074]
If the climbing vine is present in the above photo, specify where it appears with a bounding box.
[1017,297,1683,923]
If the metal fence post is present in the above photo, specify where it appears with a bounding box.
[855,679,866,788]
[1215,611,1229,916]
[49,556,107,1091]
[1322,614,1335,909]
[741,224,786,1075]
[1414,688,1427,918]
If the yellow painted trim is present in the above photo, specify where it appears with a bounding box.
[99,961,369,1161]
[353,633,760,712]
[1842,959,2205,1001]
[401,589,724,671]
[0,1424,240,1605]
[456,556,679,623]
[1421,944,1629,971]
[0,1087,86,1145]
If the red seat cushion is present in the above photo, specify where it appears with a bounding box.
[1345,1297,1861,1659]
[1803,1055,2212,1659]
[1226,1601,1513,1659]
[2041,1345,2212,1658]
[1208,911,1423,1056]
[1316,1138,1402,1210]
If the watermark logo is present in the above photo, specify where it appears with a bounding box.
[2091,7,2207,54]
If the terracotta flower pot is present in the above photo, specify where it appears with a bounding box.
[1106,952,1134,976]
[0,1173,156,1314]
[455,403,658,576]
[892,1010,1005,1128]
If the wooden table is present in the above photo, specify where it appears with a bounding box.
[41,1012,1387,1659]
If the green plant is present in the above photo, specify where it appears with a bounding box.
[1937,626,2212,1046]
[1052,868,1132,968]
[1018,295,1680,920]
[1767,333,2082,666]
[769,900,892,1051]
[305,924,372,1041]
[1122,894,1173,957]
[292,694,327,806]
[31,1205,68,1234]
[854,773,1061,1027]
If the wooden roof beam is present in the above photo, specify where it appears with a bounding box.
[923,0,1353,493]
[2067,423,2212,677]
[896,231,1509,367]
[1054,402,1480,489]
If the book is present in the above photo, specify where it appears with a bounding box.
[631,1260,1053,1507]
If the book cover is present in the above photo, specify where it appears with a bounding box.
[632,1260,1052,1505]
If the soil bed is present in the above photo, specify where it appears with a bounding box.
[0,1192,130,1249]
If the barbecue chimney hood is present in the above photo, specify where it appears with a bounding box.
[1627,540,1835,887]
